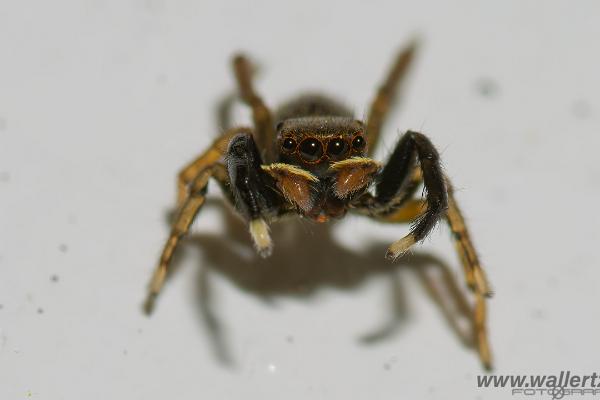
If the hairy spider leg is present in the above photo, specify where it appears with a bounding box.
[372,172,491,298]
[366,40,418,156]
[232,54,275,160]
[445,178,493,369]
[225,132,282,257]
[375,130,448,259]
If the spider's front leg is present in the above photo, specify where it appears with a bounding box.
[226,131,282,257]
[375,130,448,259]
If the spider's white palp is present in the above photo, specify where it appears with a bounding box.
[385,234,416,260]
[249,218,273,258]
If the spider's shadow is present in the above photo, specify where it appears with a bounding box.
[165,199,475,367]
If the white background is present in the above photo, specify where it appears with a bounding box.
[1,1,599,399]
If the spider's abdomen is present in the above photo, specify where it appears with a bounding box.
[274,93,353,121]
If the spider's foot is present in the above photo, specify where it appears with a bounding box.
[143,293,157,315]
[143,266,166,314]
[385,234,416,261]
[249,218,273,258]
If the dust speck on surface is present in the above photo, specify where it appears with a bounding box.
[571,99,592,119]
[285,335,294,344]
[123,349,128,356]
[37,307,44,314]
[0,304,3,310]
[531,308,545,320]
[145,0,165,13]
[0,171,10,183]
[475,78,500,98]
[156,73,168,85]
[58,243,68,253]
[383,356,397,371]
[50,274,59,283]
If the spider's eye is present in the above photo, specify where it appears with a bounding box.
[282,137,297,152]
[299,138,323,162]
[326,138,349,159]
[352,135,366,151]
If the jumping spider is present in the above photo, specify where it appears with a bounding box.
[146,42,493,369]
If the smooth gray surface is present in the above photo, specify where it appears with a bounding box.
[1,1,599,399]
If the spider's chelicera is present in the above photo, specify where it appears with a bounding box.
[146,42,493,369]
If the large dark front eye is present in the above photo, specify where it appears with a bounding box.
[282,137,296,152]
[352,135,366,151]
[299,138,323,162]
[326,138,349,160]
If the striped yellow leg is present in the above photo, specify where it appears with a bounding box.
[146,164,226,313]
[445,179,493,369]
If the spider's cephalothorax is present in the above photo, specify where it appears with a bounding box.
[146,42,494,370]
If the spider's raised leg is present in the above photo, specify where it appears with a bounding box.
[375,130,448,259]
[232,54,275,159]
[366,40,418,155]
[372,176,491,297]
[225,131,282,256]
